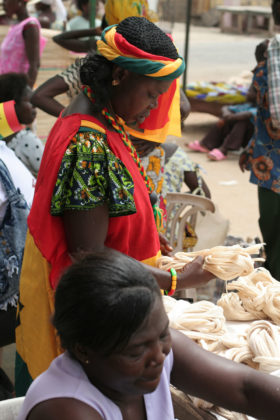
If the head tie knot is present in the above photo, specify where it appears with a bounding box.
[97,25,185,81]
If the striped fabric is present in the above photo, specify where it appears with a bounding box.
[0,100,22,139]
[267,35,280,129]
[97,25,185,81]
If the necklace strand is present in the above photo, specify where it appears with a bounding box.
[82,85,164,231]
[83,85,152,194]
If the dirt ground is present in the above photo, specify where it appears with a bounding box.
[180,113,261,241]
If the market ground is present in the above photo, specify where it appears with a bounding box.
[2,23,271,379]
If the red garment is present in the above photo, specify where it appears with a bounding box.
[28,113,160,289]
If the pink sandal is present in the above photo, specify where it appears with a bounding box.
[208,148,227,161]
[187,140,209,153]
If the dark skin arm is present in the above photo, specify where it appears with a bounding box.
[180,88,191,122]
[62,205,214,291]
[221,105,254,123]
[52,28,101,53]
[27,329,280,419]
[246,82,257,104]
[27,397,103,420]
[31,75,68,117]
[239,150,251,172]
[184,171,211,199]
[23,24,40,87]
[171,329,280,419]
[163,143,211,198]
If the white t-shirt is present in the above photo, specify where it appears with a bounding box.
[0,140,35,224]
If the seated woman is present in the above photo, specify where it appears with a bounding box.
[18,250,280,420]
[188,101,256,161]
[15,17,214,396]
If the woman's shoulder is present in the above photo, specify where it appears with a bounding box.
[21,16,41,29]
[19,353,119,420]
[26,398,103,420]
[66,125,108,157]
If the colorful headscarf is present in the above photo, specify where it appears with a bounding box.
[125,78,181,143]
[97,25,185,81]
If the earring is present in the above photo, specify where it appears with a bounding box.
[85,359,90,364]
[112,80,119,86]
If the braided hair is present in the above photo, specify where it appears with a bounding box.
[79,17,179,112]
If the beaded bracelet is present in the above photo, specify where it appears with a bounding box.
[168,268,177,296]
[161,268,177,296]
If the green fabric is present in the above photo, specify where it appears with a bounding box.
[112,56,185,81]
[15,352,33,397]
[51,128,136,217]
[258,186,280,281]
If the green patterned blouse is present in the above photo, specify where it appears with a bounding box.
[51,127,136,217]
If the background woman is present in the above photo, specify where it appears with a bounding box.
[15,17,214,396]
[18,251,280,420]
[0,0,46,87]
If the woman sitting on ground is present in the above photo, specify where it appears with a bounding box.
[18,250,280,420]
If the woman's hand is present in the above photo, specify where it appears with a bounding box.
[177,256,215,289]
[159,233,173,256]
[239,150,250,172]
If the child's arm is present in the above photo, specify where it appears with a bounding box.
[184,171,211,199]
[223,110,253,122]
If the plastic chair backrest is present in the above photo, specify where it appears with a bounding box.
[165,193,215,302]
[0,397,25,420]
[166,192,215,253]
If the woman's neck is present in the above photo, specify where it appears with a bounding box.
[17,7,29,21]
[86,372,143,407]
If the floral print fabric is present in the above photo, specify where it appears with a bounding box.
[141,146,165,196]
[247,60,280,194]
[51,128,136,217]
[162,146,195,195]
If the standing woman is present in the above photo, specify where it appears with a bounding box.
[0,0,46,87]
[15,17,214,396]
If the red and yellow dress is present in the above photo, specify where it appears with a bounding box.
[15,113,161,395]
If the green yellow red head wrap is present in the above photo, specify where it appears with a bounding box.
[97,25,185,81]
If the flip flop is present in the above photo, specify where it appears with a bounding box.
[187,140,209,153]
[208,148,227,161]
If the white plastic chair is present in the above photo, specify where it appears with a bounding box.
[0,397,25,420]
[166,192,215,253]
[165,192,215,301]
